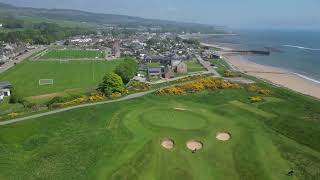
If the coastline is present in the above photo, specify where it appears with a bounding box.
[222,54,320,99]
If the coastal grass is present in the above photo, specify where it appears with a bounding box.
[0,59,122,97]
[210,58,230,75]
[41,49,105,59]
[0,87,319,179]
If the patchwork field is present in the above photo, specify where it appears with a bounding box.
[0,59,122,97]
[0,87,319,179]
[41,49,105,59]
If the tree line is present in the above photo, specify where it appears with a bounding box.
[0,21,96,44]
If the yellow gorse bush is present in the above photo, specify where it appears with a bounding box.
[157,77,240,95]
[8,112,19,118]
[247,84,271,95]
[249,96,263,103]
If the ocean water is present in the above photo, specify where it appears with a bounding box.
[202,29,320,81]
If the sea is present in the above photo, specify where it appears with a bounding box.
[199,29,320,83]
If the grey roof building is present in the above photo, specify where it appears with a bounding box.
[0,81,12,89]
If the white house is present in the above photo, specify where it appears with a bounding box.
[0,89,10,101]
[0,92,3,100]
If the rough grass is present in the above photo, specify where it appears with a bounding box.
[0,87,319,179]
[0,60,122,97]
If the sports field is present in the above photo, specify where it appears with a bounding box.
[0,87,319,179]
[0,60,122,97]
[41,49,105,59]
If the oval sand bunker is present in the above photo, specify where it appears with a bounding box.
[216,132,231,141]
[161,138,175,150]
[186,140,203,151]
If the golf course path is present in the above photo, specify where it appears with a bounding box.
[0,90,157,126]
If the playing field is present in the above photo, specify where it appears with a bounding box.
[41,49,105,59]
[0,60,122,97]
[0,87,319,179]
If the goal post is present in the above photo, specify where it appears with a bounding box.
[39,79,54,86]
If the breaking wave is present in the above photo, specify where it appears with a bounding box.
[294,73,320,84]
[284,45,320,51]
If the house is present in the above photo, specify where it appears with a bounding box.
[175,62,188,74]
[0,81,12,89]
[147,67,164,77]
[112,40,121,58]
[0,81,11,101]
[0,88,10,97]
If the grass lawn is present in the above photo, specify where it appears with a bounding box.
[0,85,319,179]
[210,58,230,75]
[0,60,122,97]
[41,50,105,59]
[186,60,206,72]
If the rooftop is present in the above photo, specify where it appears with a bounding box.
[0,81,12,88]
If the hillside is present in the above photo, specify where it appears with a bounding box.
[0,2,222,33]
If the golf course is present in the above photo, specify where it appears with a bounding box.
[0,85,319,179]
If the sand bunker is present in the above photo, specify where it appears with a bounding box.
[161,138,175,150]
[174,108,187,111]
[216,132,231,141]
[186,140,203,151]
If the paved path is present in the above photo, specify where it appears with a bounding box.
[0,47,46,74]
[0,90,157,126]
[146,71,211,85]
[195,54,221,77]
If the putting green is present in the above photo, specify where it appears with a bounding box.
[142,108,207,130]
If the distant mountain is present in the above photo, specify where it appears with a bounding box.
[0,2,224,33]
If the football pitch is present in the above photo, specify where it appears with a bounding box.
[41,49,105,59]
[0,60,122,97]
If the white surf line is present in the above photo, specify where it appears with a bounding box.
[283,45,320,51]
[293,73,320,84]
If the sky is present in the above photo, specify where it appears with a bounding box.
[1,0,320,30]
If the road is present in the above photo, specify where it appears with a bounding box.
[0,90,157,126]
[195,54,221,77]
[0,47,46,74]
[147,71,211,85]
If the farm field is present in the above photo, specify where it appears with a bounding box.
[0,59,122,97]
[41,49,105,59]
[0,86,319,179]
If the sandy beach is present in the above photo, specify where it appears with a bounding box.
[222,54,320,99]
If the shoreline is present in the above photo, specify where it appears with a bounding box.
[221,53,320,99]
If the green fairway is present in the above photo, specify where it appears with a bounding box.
[0,87,319,179]
[0,60,122,97]
[41,49,105,59]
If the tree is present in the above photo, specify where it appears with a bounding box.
[9,87,24,104]
[98,73,125,96]
[114,58,138,84]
